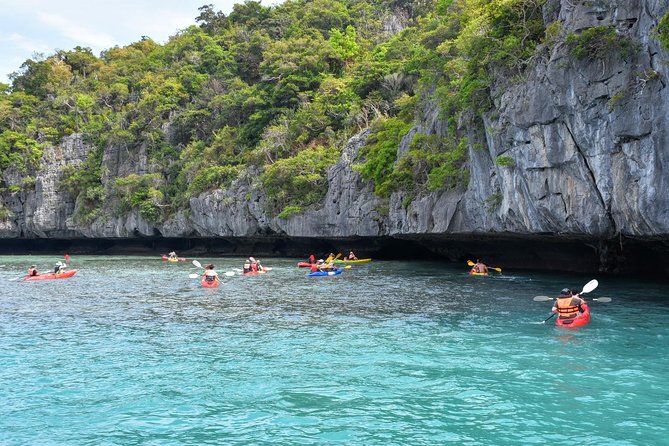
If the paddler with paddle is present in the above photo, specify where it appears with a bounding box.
[552,288,586,320]
[471,259,488,274]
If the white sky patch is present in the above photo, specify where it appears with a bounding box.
[36,12,116,49]
[1,33,51,54]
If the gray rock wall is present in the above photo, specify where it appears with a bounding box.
[1,0,667,265]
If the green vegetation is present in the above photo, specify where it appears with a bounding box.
[0,0,558,218]
[566,25,640,61]
[656,12,669,51]
[261,146,339,216]
[356,117,412,197]
[495,155,515,166]
[114,173,164,222]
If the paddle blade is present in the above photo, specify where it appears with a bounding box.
[343,265,352,269]
[189,273,199,279]
[594,297,612,302]
[65,254,70,262]
[491,267,502,272]
[581,279,598,294]
[533,296,553,301]
[224,271,235,276]
[467,260,475,266]
[192,260,202,268]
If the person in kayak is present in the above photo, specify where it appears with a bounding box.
[471,259,488,274]
[54,261,66,274]
[307,254,316,264]
[27,265,38,276]
[203,264,219,284]
[348,251,358,260]
[243,259,252,274]
[552,288,586,319]
[249,257,258,272]
[168,251,178,260]
[318,259,336,272]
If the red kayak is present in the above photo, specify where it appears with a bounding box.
[201,277,220,288]
[23,269,78,281]
[297,262,316,268]
[556,303,591,328]
[243,270,268,275]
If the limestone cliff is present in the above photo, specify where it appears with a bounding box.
[1,0,667,273]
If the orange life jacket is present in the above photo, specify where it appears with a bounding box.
[556,297,581,318]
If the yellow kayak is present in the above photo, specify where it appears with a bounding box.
[469,269,488,276]
[333,258,372,264]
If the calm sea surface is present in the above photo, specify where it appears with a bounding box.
[1,255,667,445]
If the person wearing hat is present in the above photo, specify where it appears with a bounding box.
[54,260,66,274]
[552,288,586,319]
[27,265,38,276]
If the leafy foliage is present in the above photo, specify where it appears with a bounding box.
[656,12,669,51]
[261,146,340,216]
[0,0,567,218]
[566,26,640,61]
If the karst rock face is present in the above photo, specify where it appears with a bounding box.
[1,1,667,272]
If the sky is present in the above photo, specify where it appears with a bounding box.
[0,0,278,85]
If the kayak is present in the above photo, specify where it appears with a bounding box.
[469,269,488,276]
[243,270,268,275]
[23,269,78,281]
[333,258,371,264]
[308,269,343,277]
[556,302,591,328]
[297,262,316,268]
[201,277,220,288]
[161,255,186,262]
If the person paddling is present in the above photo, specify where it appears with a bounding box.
[54,261,66,274]
[347,251,358,260]
[552,288,586,320]
[203,264,219,284]
[471,259,488,274]
[307,254,316,264]
[27,265,38,276]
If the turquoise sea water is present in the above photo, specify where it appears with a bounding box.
[1,255,667,445]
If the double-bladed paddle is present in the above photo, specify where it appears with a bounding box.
[533,279,607,323]
[467,260,502,273]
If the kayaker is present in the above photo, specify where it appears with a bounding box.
[318,259,335,272]
[552,288,586,319]
[307,254,316,264]
[54,261,66,274]
[472,259,488,274]
[348,251,358,260]
[168,251,178,260]
[27,265,38,276]
[255,259,264,272]
[310,262,319,273]
[242,260,252,274]
[249,257,258,272]
[203,264,219,284]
